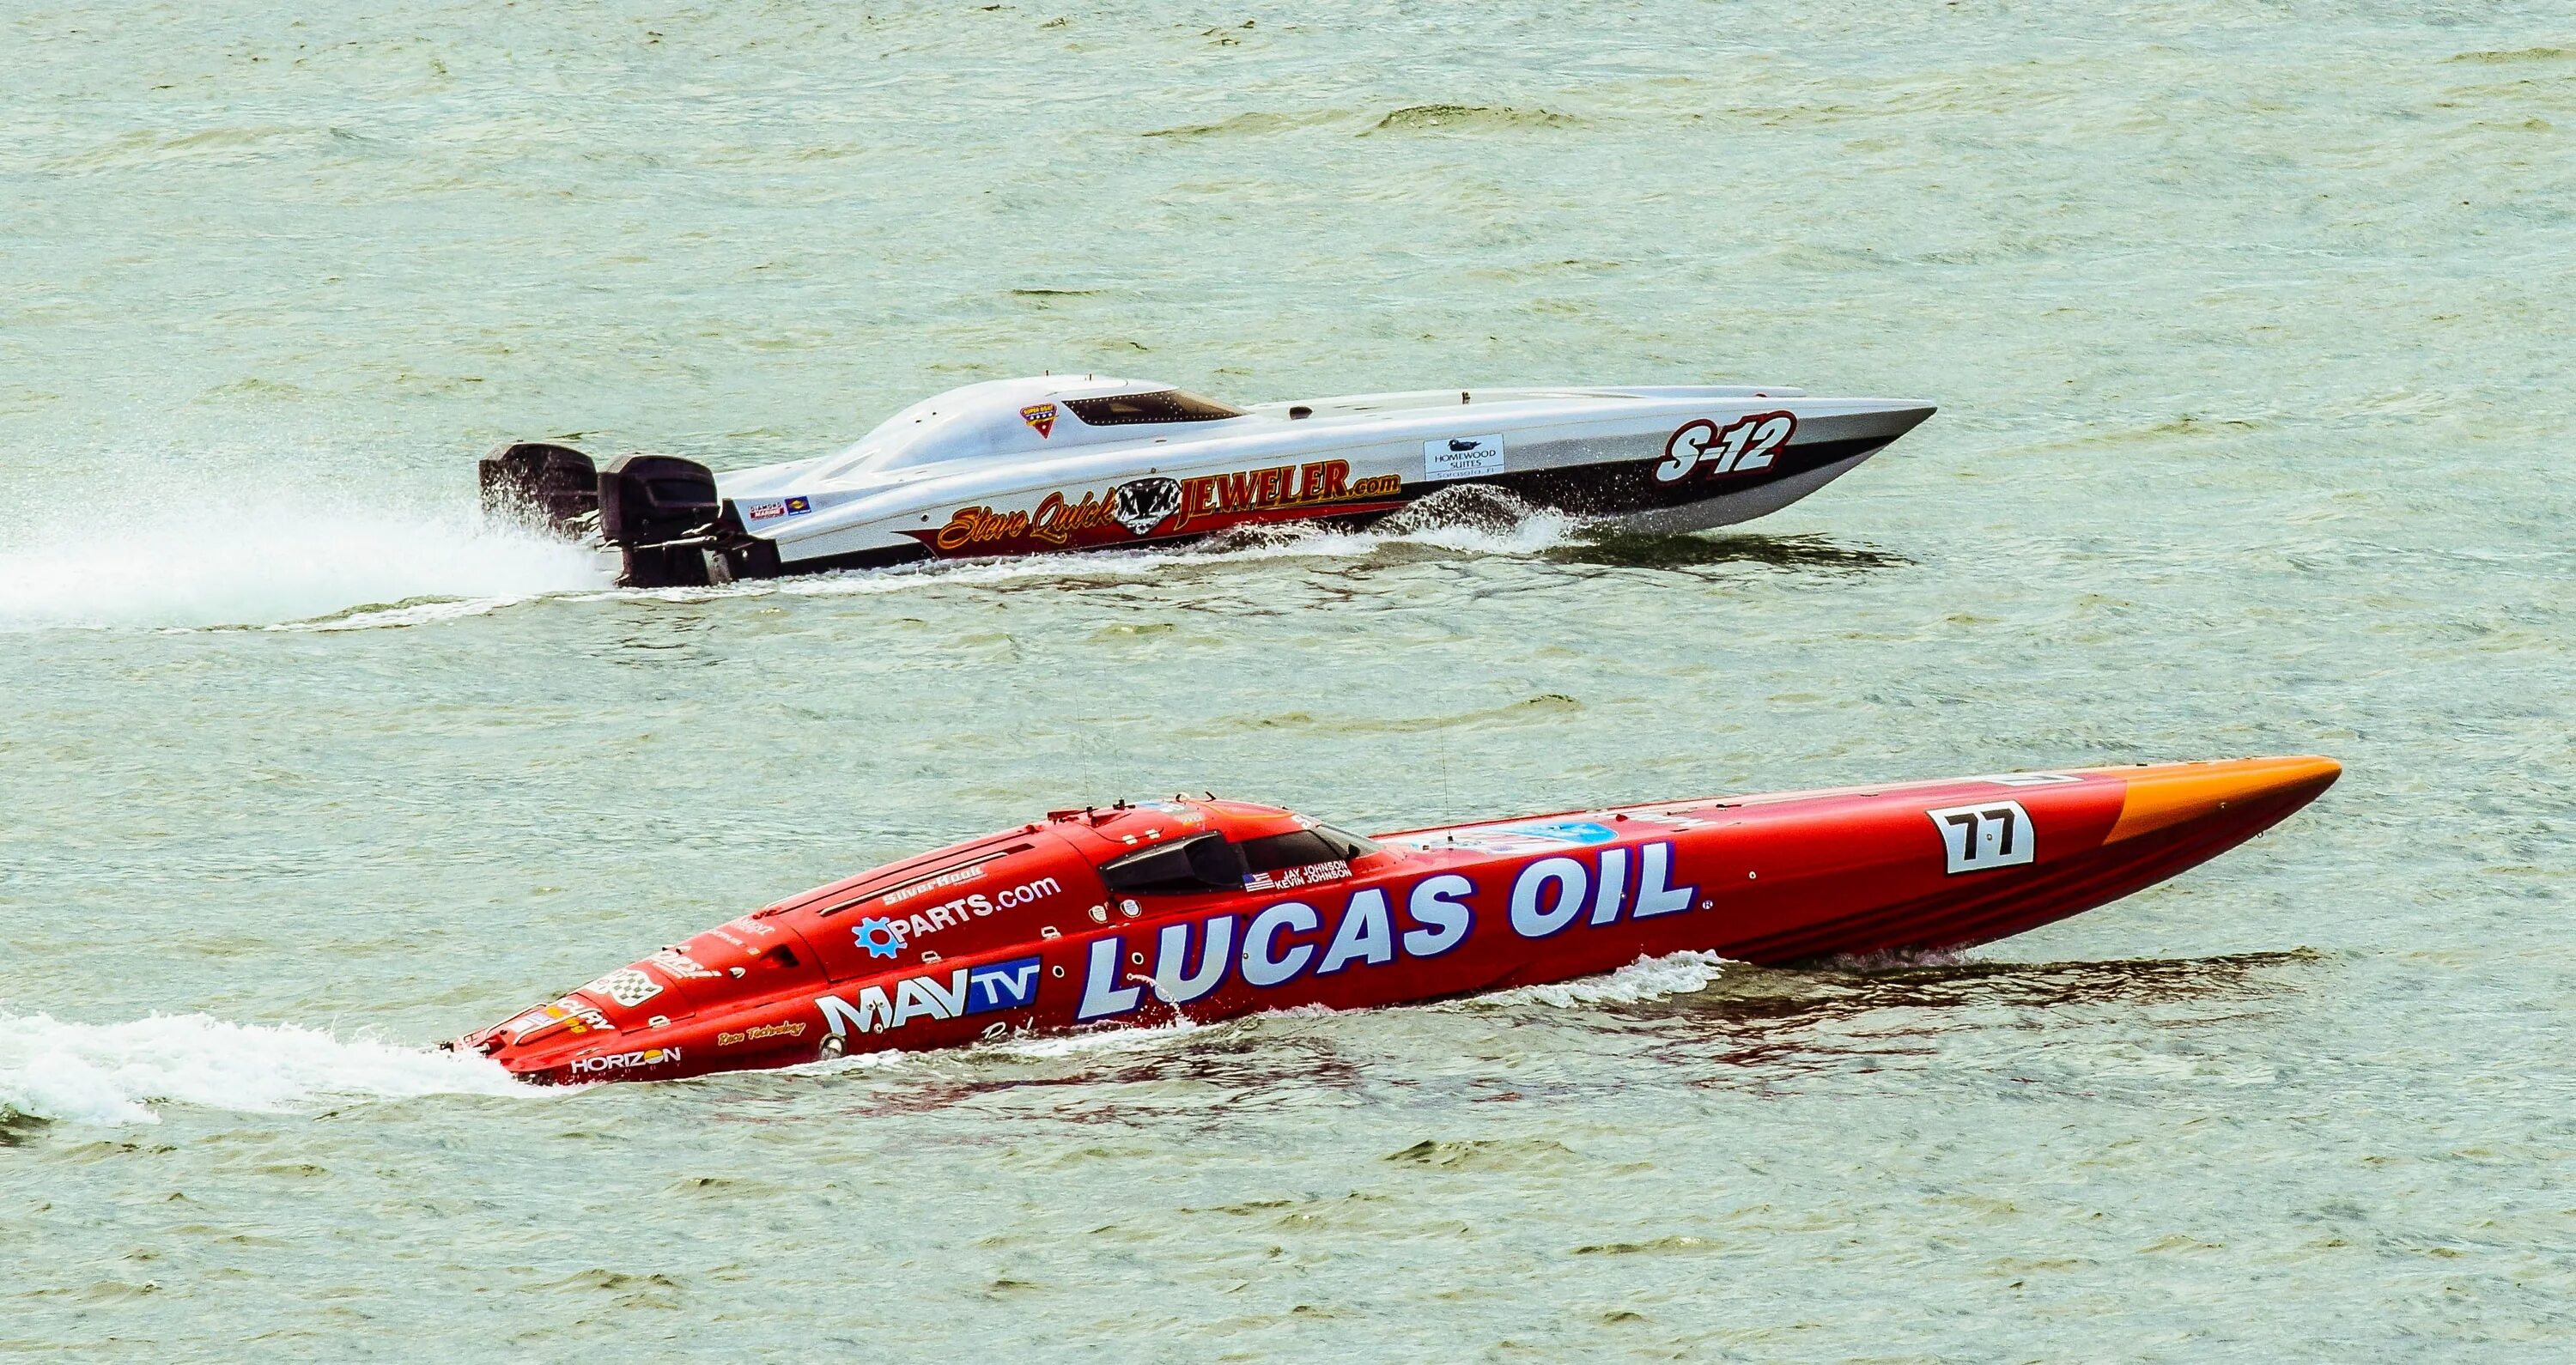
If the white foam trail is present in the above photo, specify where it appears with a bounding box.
[0,479,1579,631]
[1477,949,1733,1009]
[990,1013,1208,1060]
[0,495,611,631]
[0,1011,529,1126]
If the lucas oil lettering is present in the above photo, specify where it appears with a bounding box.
[1076,842,1698,1021]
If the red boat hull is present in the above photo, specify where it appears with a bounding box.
[460,757,2338,1083]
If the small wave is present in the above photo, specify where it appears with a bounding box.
[1140,110,1346,139]
[990,1013,1210,1060]
[1477,949,1733,1009]
[0,492,611,632]
[1364,104,1581,134]
[0,1011,528,1126]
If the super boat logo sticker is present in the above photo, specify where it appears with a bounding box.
[1112,477,1183,536]
[1656,411,1796,482]
[647,948,720,981]
[1022,403,1058,438]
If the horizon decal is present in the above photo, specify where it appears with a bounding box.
[569,1046,681,1075]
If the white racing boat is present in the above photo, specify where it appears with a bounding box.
[478,375,1935,587]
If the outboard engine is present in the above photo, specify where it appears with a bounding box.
[478,442,598,533]
[598,454,722,588]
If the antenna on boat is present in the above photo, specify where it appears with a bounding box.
[1439,725,1452,821]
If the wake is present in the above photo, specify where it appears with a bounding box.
[0,1011,528,1126]
[0,489,611,632]
[0,482,1596,632]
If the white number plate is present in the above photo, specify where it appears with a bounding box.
[1926,800,2036,875]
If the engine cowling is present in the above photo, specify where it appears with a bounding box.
[598,454,721,586]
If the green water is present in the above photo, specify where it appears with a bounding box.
[3,2,2571,1356]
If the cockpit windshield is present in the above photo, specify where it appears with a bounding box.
[1236,825,1380,871]
[1100,834,1246,895]
[1098,825,1380,896]
[1064,390,1246,426]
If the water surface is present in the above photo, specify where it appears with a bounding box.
[3,1,2572,1357]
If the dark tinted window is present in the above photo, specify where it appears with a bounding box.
[1101,834,1248,895]
[1237,825,1379,873]
[1066,390,1246,426]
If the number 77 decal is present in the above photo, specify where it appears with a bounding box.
[1926,800,2037,875]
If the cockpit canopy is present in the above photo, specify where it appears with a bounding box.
[815,375,1248,482]
[1098,822,1381,896]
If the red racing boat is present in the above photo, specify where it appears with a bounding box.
[458,756,2339,1083]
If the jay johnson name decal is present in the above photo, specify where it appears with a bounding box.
[804,840,1701,1042]
[921,459,1404,555]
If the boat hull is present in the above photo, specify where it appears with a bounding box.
[458,757,2339,1084]
[482,383,1937,586]
[711,403,1924,581]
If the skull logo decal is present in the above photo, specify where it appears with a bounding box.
[1111,476,1183,537]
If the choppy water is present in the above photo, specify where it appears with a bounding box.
[4,1,2573,1356]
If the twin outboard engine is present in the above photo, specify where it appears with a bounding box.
[598,454,722,588]
[478,443,599,531]
[478,443,724,588]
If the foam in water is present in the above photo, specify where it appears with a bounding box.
[0,491,611,632]
[0,476,1577,628]
[1479,949,1733,1009]
[0,477,1581,632]
[0,1011,530,1126]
